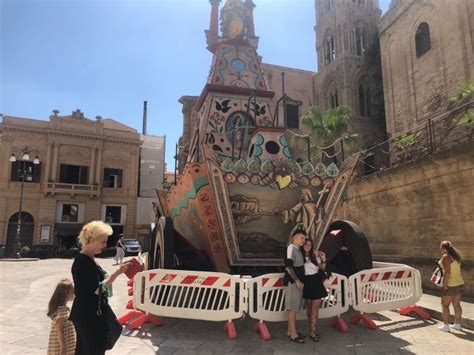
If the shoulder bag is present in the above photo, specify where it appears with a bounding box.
[430,265,443,287]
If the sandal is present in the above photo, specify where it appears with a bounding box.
[287,332,305,339]
[310,333,320,342]
[289,335,305,343]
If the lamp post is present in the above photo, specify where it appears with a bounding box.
[9,146,40,258]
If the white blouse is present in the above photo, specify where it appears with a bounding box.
[304,256,321,276]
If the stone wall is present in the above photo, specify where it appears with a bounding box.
[335,141,474,296]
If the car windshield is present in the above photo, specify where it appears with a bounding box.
[124,240,139,245]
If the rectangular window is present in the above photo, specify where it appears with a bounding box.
[286,103,300,129]
[103,168,123,188]
[59,164,88,184]
[10,161,41,183]
[105,206,122,224]
[61,204,79,222]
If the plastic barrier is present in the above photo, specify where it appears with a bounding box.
[349,264,422,315]
[247,273,350,339]
[133,269,246,339]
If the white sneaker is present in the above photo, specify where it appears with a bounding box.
[438,324,450,332]
[450,323,462,330]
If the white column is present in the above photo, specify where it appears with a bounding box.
[89,148,96,185]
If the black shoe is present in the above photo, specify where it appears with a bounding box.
[287,332,305,338]
[310,333,320,342]
[289,335,305,343]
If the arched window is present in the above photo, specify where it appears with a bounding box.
[415,22,431,58]
[329,88,339,109]
[358,83,371,117]
[355,28,366,56]
[325,35,336,64]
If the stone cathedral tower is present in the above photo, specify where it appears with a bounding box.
[313,0,386,149]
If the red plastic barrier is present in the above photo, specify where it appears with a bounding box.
[253,321,271,341]
[127,279,134,287]
[331,316,349,333]
[350,312,377,330]
[128,287,133,296]
[128,314,164,330]
[399,305,431,320]
[118,311,143,326]
[126,299,134,309]
[224,321,237,340]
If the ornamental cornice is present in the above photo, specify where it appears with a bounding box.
[2,125,141,146]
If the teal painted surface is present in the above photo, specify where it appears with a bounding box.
[169,176,209,219]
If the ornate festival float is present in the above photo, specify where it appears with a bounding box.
[151,0,366,275]
[122,1,425,337]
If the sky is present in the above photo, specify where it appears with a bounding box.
[1,0,390,168]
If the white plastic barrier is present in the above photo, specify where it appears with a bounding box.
[247,272,349,322]
[133,269,246,322]
[349,263,422,314]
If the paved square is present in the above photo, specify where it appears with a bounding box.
[1,258,472,354]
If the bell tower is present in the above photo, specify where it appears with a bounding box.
[314,0,385,147]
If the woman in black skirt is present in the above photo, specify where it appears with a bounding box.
[302,238,328,342]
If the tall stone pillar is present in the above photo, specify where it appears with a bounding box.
[89,147,96,185]
[95,148,102,185]
[52,143,60,182]
[44,143,52,182]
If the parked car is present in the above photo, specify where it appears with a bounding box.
[123,239,142,255]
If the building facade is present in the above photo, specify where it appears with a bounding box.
[379,0,474,138]
[0,110,141,257]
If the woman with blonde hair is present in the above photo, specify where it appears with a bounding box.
[437,240,465,332]
[69,221,129,354]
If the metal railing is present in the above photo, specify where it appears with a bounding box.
[358,101,473,176]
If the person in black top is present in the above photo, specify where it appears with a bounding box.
[70,221,129,355]
[284,228,306,344]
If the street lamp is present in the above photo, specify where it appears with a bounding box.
[9,146,41,258]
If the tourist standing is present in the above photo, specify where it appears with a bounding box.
[437,240,465,332]
[284,228,306,343]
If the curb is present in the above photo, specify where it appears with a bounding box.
[0,258,40,262]
[421,306,474,330]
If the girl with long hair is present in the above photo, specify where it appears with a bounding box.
[47,278,76,354]
[302,238,327,341]
[438,240,465,332]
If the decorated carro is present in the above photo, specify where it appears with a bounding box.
[120,0,427,339]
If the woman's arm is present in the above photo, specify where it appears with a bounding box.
[101,263,129,289]
[316,251,327,271]
[441,254,451,289]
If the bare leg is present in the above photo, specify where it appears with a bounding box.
[310,299,322,336]
[288,310,298,338]
[452,292,462,324]
[441,295,453,325]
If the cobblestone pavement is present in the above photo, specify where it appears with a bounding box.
[0,258,473,354]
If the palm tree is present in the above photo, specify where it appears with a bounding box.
[298,105,361,162]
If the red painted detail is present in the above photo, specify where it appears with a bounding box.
[262,278,269,287]
[408,271,412,278]
[207,219,217,229]
[181,275,199,285]
[360,273,366,281]
[369,273,379,282]
[215,77,220,83]
[351,312,377,330]
[159,274,177,283]
[128,287,133,296]
[382,272,392,280]
[127,279,134,287]
[396,270,405,279]
[223,279,231,287]
[331,277,338,285]
[149,272,157,281]
[199,192,210,202]
[259,81,264,88]
[128,314,164,330]
[202,276,219,286]
[117,310,143,325]
[273,278,284,287]
[225,321,237,340]
[210,232,219,241]
[254,322,271,340]
[126,299,134,309]
[331,316,349,333]
[400,305,431,320]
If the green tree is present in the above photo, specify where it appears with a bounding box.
[298,105,361,161]
[449,82,474,129]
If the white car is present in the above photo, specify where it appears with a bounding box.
[123,239,142,255]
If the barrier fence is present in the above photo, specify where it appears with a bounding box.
[129,262,423,339]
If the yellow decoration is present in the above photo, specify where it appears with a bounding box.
[276,175,292,190]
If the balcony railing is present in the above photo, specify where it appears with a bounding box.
[44,182,101,197]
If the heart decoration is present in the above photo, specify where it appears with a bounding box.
[276,175,292,190]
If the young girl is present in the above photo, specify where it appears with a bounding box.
[114,235,125,265]
[47,279,76,355]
